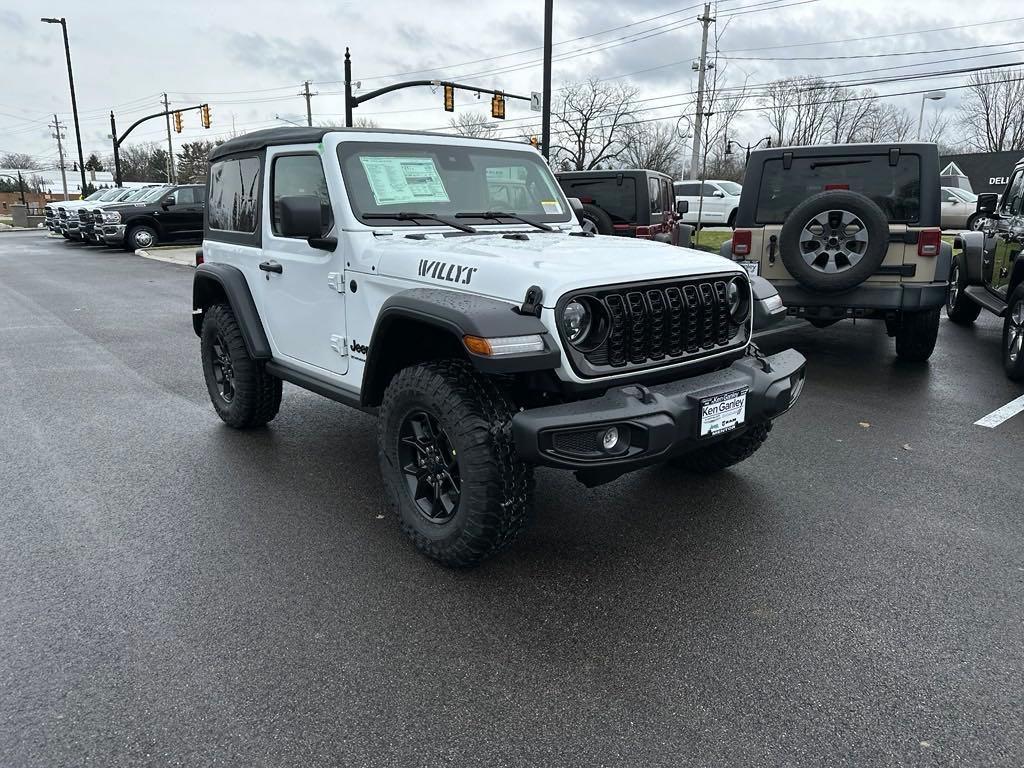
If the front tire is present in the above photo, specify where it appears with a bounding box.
[668,423,772,474]
[1003,286,1024,381]
[201,303,282,428]
[946,257,981,325]
[894,308,941,362]
[125,224,158,251]
[377,360,533,568]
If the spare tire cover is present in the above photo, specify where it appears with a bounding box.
[779,190,890,293]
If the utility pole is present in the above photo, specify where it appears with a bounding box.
[689,3,714,181]
[41,18,86,195]
[161,93,176,184]
[541,0,553,160]
[300,80,316,127]
[50,114,69,201]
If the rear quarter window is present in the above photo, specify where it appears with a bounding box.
[208,156,261,232]
[559,177,637,223]
[755,155,921,224]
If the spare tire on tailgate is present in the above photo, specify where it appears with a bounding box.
[779,190,889,293]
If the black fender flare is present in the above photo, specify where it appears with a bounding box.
[192,263,271,360]
[954,231,986,286]
[362,288,560,402]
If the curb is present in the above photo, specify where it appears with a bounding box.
[135,246,197,268]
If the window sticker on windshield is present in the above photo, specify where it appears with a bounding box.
[359,156,450,206]
[541,200,562,215]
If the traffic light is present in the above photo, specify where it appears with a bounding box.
[491,91,505,120]
[172,111,183,133]
[443,85,454,113]
[200,104,211,129]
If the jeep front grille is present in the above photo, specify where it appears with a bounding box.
[562,275,748,378]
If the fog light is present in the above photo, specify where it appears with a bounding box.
[601,426,621,451]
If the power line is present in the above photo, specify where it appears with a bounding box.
[724,39,1024,61]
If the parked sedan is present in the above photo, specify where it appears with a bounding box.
[941,186,983,230]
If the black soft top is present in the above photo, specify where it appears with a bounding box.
[209,126,521,161]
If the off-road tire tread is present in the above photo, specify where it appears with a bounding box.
[670,423,772,474]
[201,304,282,429]
[894,308,941,362]
[946,258,982,324]
[378,359,534,568]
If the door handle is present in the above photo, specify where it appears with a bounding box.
[259,261,283,274]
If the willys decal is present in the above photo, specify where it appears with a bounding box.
[418,260,478,285]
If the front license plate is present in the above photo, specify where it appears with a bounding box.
[739,260,760,276]
[700,388,748,437]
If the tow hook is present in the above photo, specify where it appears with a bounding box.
[629,384,656,404]
[749,342,773,373]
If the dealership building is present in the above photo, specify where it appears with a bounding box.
[940,150,1024,195]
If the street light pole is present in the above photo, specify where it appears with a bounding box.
[42,17,87,196]
[916,90,946,141]
[541,0,553,160]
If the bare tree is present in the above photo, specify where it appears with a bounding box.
[552,79,638,170]
[760,77,835,146]
[446,111,498,138]
[959,69,1024,151]
[824,87,879,144]
[619,121,683,176]
[353,117,380,129]
[0,152,39,169]
[856,102,913,143]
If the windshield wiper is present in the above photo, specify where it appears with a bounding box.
[363,212,476,233]
[455,211,553,232]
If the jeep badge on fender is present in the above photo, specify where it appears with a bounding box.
[192,126,806,568]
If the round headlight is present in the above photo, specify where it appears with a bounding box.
[727,277,750,323]
[562,300,591,344]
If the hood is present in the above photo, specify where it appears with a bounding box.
[370,231,744,306]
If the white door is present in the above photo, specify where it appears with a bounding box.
[674,182,701,224]
[258,149,348,375]
[700,182,728,223]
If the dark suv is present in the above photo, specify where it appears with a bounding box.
[556,169,689,245]
[100,183,206,250]
[946,155,1024,379]
[722,143,949,362]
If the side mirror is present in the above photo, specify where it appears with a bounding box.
[976,193,998,214]
[278,195,324,239]
[161,196,175,207]
[676,200,689,215]
[713,190,725,198]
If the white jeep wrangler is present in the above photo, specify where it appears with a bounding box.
[193,127,806,567]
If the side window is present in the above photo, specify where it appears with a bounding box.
[662,180,673,213]
[701,183,718,196]
[649,177,662,214]
[208,156,261,233]
[941,189,957,203]
[270,154,334,237]
[676,183,699,196]
[1003,171,1024,215]
[173,187,195,205]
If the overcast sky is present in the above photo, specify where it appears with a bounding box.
[1,0,1021,168]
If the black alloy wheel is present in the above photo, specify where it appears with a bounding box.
[209,332,236,403]
[397,410,461,524]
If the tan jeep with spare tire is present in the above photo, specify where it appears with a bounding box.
[721,143,950,362]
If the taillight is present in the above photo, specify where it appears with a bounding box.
[732,229,752,256]
[917,228,941,257]
[195,250,204,266]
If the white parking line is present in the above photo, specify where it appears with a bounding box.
[975,394,1024,428]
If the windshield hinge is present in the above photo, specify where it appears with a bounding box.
[327,272,345,293]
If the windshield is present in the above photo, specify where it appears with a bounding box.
[337,141,571,227]
[85,190,107,201]
[717,181,742,196]
[948,187,977,203]
[141,185,172,202]
[98,188,125,201]
[122,187,152,202]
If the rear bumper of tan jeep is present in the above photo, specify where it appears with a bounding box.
[776,281,947,319]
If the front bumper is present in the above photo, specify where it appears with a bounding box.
[512,349,805,477]
[102,224,126,244]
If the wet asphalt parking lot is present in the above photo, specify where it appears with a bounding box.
[1,230,1021,767]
